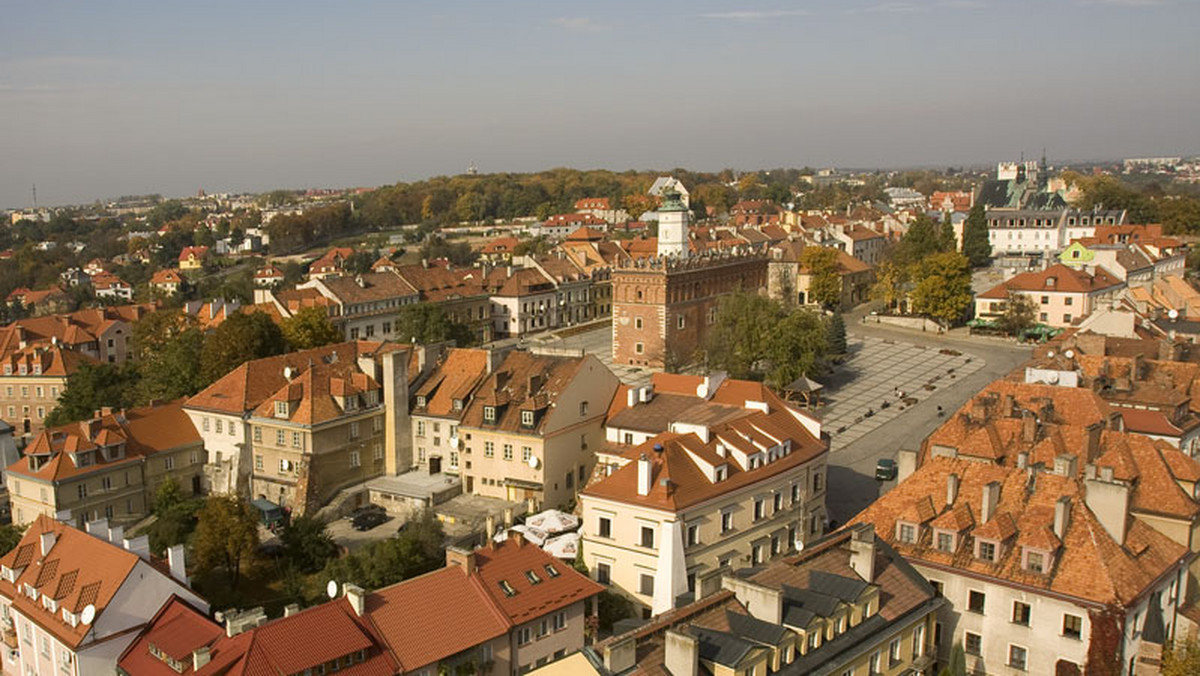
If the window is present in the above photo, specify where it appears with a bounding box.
[1064,297,1073,306]
[164,456,175,471]
[449,451,459,468]
[677,315,685,329]
[215,419,223,434]
[965,632,982,655]
[686,524,699,546]
[229,421,236,436]
[639,573,654,596]
[640,526,655,549]
[978,540,996,562]
[292,431,303,449]
[483,406,496,423]
[596,562,611,584]
[773,492,783,513]
[275,401,288,418]
[753,498,765,521]
[254,426,262,443]
[721,510,734,533]
[634,317,643,329]
[276,429,285,446]
[521,410,534,427]
[484,441,494,458]
[1009,644,1027,670]
[517,627,531,645]
[504,444,514,461]
[350,422,359,439]
[349,451,361,468]
[255,455,264,471]
[416,421,426,436]
[1040,312,1048,322]
[1063,613,1083,639]
[279,459,291,473]
[968,590,985,614]
[868,651,881,675]
[552,611,565,631]
[898,522,916,544]
[888,637,902,666]
[1063,313,1072,323]
[813,472,823,492]
[373,442,383,460]
[791,482,801,503]
[1012,601,1031,626]
[202,417,211,432]
[1026,550,1045,573]
[936,531,954,552]
[598,517,612,538]
[579,401,589,416]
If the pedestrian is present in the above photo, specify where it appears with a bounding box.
[937,405,944,417]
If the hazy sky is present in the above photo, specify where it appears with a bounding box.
[3,0,1198,208]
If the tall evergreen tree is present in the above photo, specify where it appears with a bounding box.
[828,312,848,356]
[961,204,992,267]
[939,212,957,252]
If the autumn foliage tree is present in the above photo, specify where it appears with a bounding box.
[192,496,260,588]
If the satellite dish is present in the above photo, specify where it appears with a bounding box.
[326,580,338,599]
[1169,309,1180,320]
[1046,350,1055,358]
[527,455,540,469]
[80,604,95,625]
[1046,372,1059,384]
[1064,350,1075,359]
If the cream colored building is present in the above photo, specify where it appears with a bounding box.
[457,351,619,509]
[974,263,1125,328]
[581,373,828,616]
[5,403,204,529]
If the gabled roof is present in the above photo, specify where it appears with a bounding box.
[978,263,1124,299]
[412,348,490,419]
[459,351,587,433]
[317,271,419,305]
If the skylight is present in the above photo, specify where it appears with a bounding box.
[499,580,517,597]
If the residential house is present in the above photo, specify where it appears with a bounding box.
[5,287,72,316]
[90,273,133,301]
[184,342,423,510]
[457,351,619,508]
[582,373,828,616]
[253,265,284,287]
[298,271,420,341]
[730,201,781,228]
[5,402,205,529]
[394,262,494,343]
[178,246,209,271]
[1,514,204,676]
[410,347,494,473]
[850,456,1191,676]
[481,237,521,264]
[832,225,887,266]
[149,269,184,296]
[566,524,942,676]
[574,197,629,225]
[484,266,561,338]
[117,533,602,676]
[308,247,355,280]
[767,241,873,310]
[974,263,1125,328]
[537,214,610,239]
[524,255,594,328]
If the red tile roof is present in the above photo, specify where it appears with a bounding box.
[978,263,1124,300]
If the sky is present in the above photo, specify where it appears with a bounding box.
[2,0,1199,208]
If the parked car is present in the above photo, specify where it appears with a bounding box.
[875,458,897,481]
[351,510,389,531]
[346,504,385,521]
[250,498,288,531]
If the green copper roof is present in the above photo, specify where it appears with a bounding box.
[659,188,686,212]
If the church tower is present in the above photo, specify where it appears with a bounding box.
[656,188,689,259]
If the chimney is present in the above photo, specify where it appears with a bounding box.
[627,388,637,408]
[192,647,211,671]
[344,584,366,617]
[1021,410,1037,443]
[981,481,1001,523]
[168,544,189,585]
[221,608,267,637]
[283,604,300,617]
[445,546,477,575]
[504,507,514,528]
[527,373,543,394]
[1132,353,1145,381]
[603,637,637,673]
[946,473,960,506]
[1053,496,1071,540]
[485,515,496,542]
[123,534,151,561]
[1054,454,1078,478]
[848,524,877,583]
[1085,424,1103,463]
[896,449,917,483]
[1016,452,1028,470]
[381,350,412,476]
[1002,394,1016,418]
[1085,474,1130,545]
[664,629,699,676]
[107,524,124,546]
[637,453,652,496]
[39,531,56,557]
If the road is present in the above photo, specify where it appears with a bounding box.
[821,307,1031,525]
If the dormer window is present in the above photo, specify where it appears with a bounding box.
[1024,548,1047,573]
[31,364,40,375]
[715,466,727,482]
[521,410,534,427]
[452,399,463,412]
[275,401,289,418]
[976,539,998,562]
[524,570,542,585]
[18,365,26,375]
[484,406,496,423]
[499,580,517,597]
[935,530,956,553]
[2,366,10,375]
[416,395,427,408]
[896,521,917,544]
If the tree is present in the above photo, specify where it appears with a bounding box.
[827,312,848,356]
[800,246,842,310]
[870,261,910,312]
[43,363,139,427]
[200,311,287,385]
[961,204,992,267]
[395,303,475,347]
[704,291,782,379]
[192,496,260,588]
[133,311,207,403]
[894,213,947,266]
[764,309,829,388]
[938,212,957,252]
[1163,638,1200,676]
[322,508,445,590]
[909,252,973,326]
[0,524,24,554]
[280,515,338,574]
[938,641,967,676]
[997,290,1037,335]
[281,307,342,350]
[146,478,202,555]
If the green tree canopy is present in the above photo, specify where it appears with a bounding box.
[200,311,288,385]
[0,524,24,554]
[827,312,848,356]
[281,306,342,350]
[800,246,841,310]
[395,303,476,347]
[909,252,973,325]
[192,496,260,588]
[145,478,203,555]
[705,291,829,385]
[133,310,207,403]
[961,204,991,266]
[869,261,910,312]
[1163,638,1200,676]
[997,290,1037,335]
[43,363,139,427]
[280,515,338,574]
[321,508,445,590]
